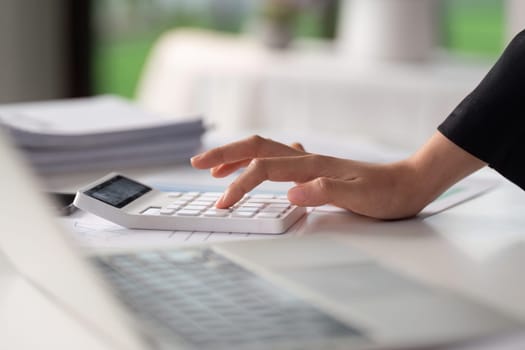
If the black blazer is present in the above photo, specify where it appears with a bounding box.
[438,29,525,190]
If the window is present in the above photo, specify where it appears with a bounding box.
[441,0,505,56]
[91,0,506,98]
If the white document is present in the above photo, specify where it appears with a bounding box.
[30,139,201,174]
[0,96,205,173]
[419,176,499,217]
[0,95,204,147]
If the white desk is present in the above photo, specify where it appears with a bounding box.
[302,178,525,322]
[3,132,525,349]
[41,129,525,319]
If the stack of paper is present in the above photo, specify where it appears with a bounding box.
[0,96,205,173]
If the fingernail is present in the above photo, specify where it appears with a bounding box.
[216,190,229,208]
[190,154,203,162]
[288,186,306,203]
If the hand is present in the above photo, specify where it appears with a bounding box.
[192,135,423,219]
[191,133,486,219]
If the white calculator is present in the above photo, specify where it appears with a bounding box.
[73,173,307,234]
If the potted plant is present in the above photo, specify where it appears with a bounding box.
[259,0,300,49]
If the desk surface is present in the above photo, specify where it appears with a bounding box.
[4,133,525,349]
[39,131,525,321]
[304,178,525,322]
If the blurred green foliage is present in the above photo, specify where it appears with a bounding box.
[93,0,505,99]
[441,0,504,57]
[92,1,333,98]
[93,36,154,98]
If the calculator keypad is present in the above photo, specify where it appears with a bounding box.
[142,192,295,219]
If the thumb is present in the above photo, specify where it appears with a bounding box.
[287,177,352,207]
[290,142,305,152]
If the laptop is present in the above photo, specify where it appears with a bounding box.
[0,130,521,350]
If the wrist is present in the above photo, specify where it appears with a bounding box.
[404,132,487,214]
[388,159,430,218]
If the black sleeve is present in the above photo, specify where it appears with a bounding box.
[438,29,525,190]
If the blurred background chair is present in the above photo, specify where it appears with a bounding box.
[135,26,489,149]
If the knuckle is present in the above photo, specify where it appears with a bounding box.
[248,134,265,146]
[307,154,327,172]
[250,157,263,167]
[315,177,333,193]
[248,135,267,157]
[249,158,269,176]
[309,154,324,164]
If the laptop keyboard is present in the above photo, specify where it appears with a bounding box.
[94,249,363,349]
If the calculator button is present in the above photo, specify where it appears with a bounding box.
[234,207,259,213]
[180,194,198,200]
[200,196,221,202]
[141,207,161,215]
[281,206,293,213]
[176,209,201,216]
[160,208,175,215]
[201,192,223,197]
[184,205,208,211]
[251,194,275,199]
[255,212,281,219]
[266,204,290,209]
[203,209,230,217]
[167,192,182,198]
[260,207,284,213]
[232,211,256,218]
[166,204,181,210]
[191,200,215,206]
[246,198,290,204]
[237,203,264,209]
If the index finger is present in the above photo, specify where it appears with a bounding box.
[216,154,333,208]
[191,135,304,169]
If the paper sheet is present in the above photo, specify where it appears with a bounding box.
[420,176,499,216]
[0,96,201,136]
[59,209,305,250]
[0,96,205,173]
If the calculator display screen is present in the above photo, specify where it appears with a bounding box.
[85,175,151,208]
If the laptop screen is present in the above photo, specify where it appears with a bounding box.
[0,131,147,350]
